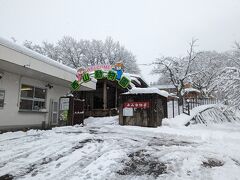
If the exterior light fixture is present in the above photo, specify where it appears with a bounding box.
[45,83,53,89]
[0,72,3,79]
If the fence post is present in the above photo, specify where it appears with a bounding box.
[190,98,193,110]
[182,99,184,114]
[178,99,180,115]
[172,99,175,118]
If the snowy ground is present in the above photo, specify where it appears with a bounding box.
[1,116,240,180]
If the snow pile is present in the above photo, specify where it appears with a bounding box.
[190,105,240,125]
[124,87,169,97]
[84,116,119,126]
[163,105,240,127]
[162,113,192,127]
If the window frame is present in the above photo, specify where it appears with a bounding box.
[0,90,5,109]
[19,84,47,112]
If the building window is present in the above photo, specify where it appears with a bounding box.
[0,90,5,108]
[20,84,47,111]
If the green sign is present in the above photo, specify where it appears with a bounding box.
[118,76,130,88]
[107,70,117,81]
[71,80,80,90]
[72,64,132,90]
[94,70,104,79]
[82,73,91,83]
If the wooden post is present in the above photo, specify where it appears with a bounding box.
[115,86,118,108]
[103,80,107,110]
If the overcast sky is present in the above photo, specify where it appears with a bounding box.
[1,0,240,83]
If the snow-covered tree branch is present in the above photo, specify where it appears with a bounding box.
[152,39,200,103]
[23,36,140,74]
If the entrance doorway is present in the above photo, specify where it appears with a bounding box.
[59,96,85,126]
[72,99,85,125]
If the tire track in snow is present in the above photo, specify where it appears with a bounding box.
[50,133,151,180]
[12,138,105,179]
[0,138,65,170]
[0,132,93,177]
[43,138,107,180]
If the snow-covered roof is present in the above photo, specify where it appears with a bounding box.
[130,76,141,85]
[0,37,77,74]
[151,84,175,89]
[123,87,169,97]
[122,73,148,88]
[184,88,200,94]
[130,74,149,87]
[0,36,96,90]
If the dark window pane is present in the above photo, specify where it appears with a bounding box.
[0,99,4,108]
[0,90,5,108]
[21,85,33,98]
[20,99,33,110]
[33,101,45,110]
[34,88,46,99]
[0,90,5,99]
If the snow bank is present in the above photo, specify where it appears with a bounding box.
[84,116,119,126]
[163,104,240,127]
[190,105,240,125]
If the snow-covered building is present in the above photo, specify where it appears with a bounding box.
[119,87,168,127]
[0,37,95,131]
[183,88,201,98]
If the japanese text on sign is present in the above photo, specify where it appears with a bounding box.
[123,102,150,109]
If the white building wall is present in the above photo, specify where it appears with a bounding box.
[0,71,69,130]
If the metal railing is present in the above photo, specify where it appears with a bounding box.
[182,98,219,115]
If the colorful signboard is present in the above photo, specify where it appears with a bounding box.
[123,102,150,109]
[71,63,131,90]
[85,65,112,73]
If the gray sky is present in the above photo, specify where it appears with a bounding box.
[1,0,240,83]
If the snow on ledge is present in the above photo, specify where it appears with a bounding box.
[184,88,200,93]
[123,87,169,97]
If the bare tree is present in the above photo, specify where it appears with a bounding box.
[231,42,240,68]
[153,38,200,103]
[57,36,87,68]
[190,51,227,97]
[23,36,140,74]
[212,42,240,109]
[214,67,240,109]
